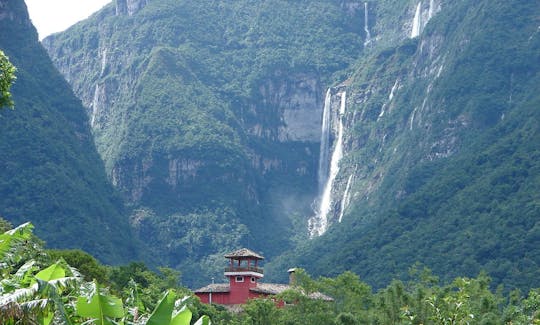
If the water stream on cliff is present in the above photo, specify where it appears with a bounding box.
[91,84,100,127]
[310,90,347,237]
[364,2,372,47]
[411,2,422,38]
[338,174,353,223]
[428,0,435,19]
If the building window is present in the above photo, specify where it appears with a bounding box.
[236,276,244,282]
[250,277,256,283]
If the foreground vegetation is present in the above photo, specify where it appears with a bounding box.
[0,221,209,324]
[1,220,538,324]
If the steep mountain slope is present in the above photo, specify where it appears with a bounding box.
[0,0,137,263]
[42,0,376,286]
[268,0,540,291]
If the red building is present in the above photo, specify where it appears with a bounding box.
[194,248,331,306]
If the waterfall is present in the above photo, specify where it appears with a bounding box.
[317,89,332,194]
[310,91,347,237]
[363,2,372,47]
[91,84,100,127]
[428,0,435,19]
[338,174,353,223]
[410,2,422,38]
[378,78,399,119]
[100,48,108,76]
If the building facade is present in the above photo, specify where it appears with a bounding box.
[194,248,325,306]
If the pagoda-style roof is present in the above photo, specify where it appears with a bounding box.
[224,248,264,260]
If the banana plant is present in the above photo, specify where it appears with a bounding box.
[144,290,210,325]
[0,260,80,325]
[76,281,124,325]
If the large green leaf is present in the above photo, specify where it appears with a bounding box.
[146,290,175,325]
[194,315,211,325]
[170,305,192,325]
[76,282,124,325]
[35,262,65,282]
[0,222,33,260]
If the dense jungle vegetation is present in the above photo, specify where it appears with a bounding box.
[0,220,539,324]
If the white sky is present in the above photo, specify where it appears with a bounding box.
[25,0,112,39]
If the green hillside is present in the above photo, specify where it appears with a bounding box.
[0,0,137,263]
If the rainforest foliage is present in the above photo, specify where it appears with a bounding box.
[1,222,539,325]
[0,221,210,325]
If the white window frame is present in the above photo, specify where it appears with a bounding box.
[236,276,244,282]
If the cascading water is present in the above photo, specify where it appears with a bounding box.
[100,48,108,76]
[309,91,347,237]
[317,89,332,194]
[338,174,353,223]
[378,78,399,119]
[428,0,435,19]
[410,2,422,38]
[363,2,372,47]
[91,84,100,127]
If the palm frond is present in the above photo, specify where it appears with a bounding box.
[20,298,51,312]
[0,284,38,305]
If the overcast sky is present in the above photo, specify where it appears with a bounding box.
[25,0,112,39]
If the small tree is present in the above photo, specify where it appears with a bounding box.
[0,49,16,109]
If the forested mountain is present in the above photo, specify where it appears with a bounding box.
[0,0,138,263]
[268,0,540,291]
[43,0,539,292]
[43,0,369,286]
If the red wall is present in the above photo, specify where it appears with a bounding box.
[196,292,230,305]
[228,275,258,304]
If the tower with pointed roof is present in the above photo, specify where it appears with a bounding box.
[194,248,332,307]
[224,248,264,304]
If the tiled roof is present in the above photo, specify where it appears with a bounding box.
[193,283,230,293]
[250,283,291,295]
[224,248,264,259]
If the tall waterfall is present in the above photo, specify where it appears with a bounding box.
[317,89,332,194]
[410,2,422,38]
[363,2,372,47]
[310,91,347,237]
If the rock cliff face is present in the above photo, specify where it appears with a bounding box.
[246,72,323,143]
